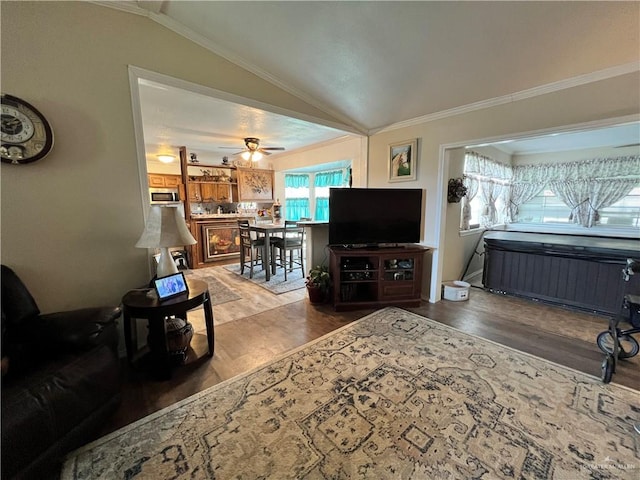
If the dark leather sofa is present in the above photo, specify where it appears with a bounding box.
[1,265,122,480]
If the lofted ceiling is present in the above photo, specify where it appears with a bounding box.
[138,78,356,166]
[103,1,640,164]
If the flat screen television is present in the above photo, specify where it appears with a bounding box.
[328,188,423,247]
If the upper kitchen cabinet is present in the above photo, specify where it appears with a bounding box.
[236,167,275,202]
[148,174,181,188]
[187,167,238,203]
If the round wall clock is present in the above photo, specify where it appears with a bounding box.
[1,94,54,164]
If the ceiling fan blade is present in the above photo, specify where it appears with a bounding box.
[261,147,285,151]
[615,143,640,148]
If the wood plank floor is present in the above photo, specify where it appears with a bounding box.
[100,272,640,441]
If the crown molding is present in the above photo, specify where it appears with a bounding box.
[372,62,640,135]
[92,2,638,138]
[373,62,640,135]
[91,1,150,16]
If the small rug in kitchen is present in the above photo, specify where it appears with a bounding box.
[61,307,640,479]
[183,269,241,306]
[223,263,305,294]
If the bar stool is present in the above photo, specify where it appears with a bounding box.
[238,222,266,279]
[272,220,305,280]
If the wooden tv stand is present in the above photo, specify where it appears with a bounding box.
[329,245,428,311]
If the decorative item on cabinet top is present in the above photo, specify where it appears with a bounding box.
[197,169,232,182]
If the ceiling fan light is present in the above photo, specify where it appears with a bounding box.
[241,151,251,161]
[245,137,260,151]
[157,154,176,163]
[252,151,263,161]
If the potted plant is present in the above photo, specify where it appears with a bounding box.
[305,265,331,304]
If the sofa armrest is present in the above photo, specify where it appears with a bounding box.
[39,306,121,352]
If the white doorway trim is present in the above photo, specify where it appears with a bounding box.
[432,113,640,303]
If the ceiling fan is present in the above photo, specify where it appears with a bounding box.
[221,137,285,161]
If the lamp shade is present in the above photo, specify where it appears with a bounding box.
[135,206,196,248]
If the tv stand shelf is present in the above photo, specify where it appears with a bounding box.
[329,245,428,311]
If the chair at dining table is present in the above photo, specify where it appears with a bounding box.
[237,222,266,279]
[271,220,305,281]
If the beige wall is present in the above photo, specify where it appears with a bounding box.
[368,73,640,300]
[271,136,368,200]
[2,2,639,311]
[0,2,345,312]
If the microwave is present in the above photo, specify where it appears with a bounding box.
[150,188,181,204]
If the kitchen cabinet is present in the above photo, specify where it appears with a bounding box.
[215,183,236,203]
[148,174,181,188]
[164,175,181,187]
[188,182,237,202]
[187,183,202,202]
[200,183,217,202]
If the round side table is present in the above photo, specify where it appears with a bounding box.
[122,278,214,379]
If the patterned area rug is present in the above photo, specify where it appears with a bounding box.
[183,269,241,306]
[223,263,305,294]
[62,308,639,479]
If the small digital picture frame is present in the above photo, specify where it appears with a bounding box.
[153,272,189,301]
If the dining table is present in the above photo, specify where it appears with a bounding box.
[249,222,288,281]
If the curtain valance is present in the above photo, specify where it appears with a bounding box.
[463,152,639,229]
[314,170,344,187]
[512,155,640,183]
[285,174,310,188]
[464,151,512,181]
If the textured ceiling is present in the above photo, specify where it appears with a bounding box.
[105,1,639,163]
[155,1,639,132]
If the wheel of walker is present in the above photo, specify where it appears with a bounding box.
[617,334,640,359]
[601,355,614,384]
[597,331,616,355]
[597,331,639,359]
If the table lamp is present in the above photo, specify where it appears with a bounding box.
[136,205,196,278]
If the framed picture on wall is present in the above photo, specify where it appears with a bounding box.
[388,139,418,182]
[237,167,274,201]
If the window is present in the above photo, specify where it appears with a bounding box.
[465,195,483,229]
[518,185,640,226]
[598,186,640,227]
[284,174,310,220]
[517,190,572,223]
[314,170,344,221]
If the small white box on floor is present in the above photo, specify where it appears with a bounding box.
[442,281,470,301]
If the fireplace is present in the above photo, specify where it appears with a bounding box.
[202,223,241,262]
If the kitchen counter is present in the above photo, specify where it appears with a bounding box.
[191,214,251,220]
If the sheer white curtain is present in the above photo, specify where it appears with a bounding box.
[549,178,637,227]
[460,176,479,230]
[463,152,639,229]
[463,152,512,228]
[548,179,592,225]
[588,178,638,227]
[478,180,504,227]
[507,182,546,222]
[514,154,639,227]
